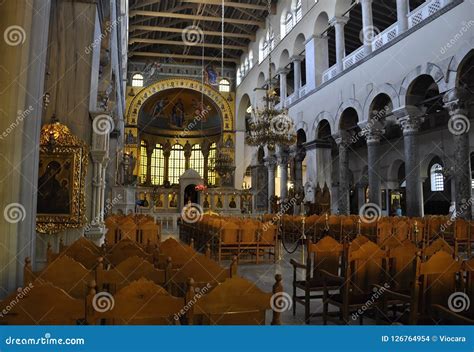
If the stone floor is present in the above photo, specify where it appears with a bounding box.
[230,245,382,326]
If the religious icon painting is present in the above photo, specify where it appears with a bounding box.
[36,121,88,234]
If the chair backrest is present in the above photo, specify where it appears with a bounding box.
[260,223,277,244]
[308,236,344,278]
[393,220,411,241]
[387,241,417,292]
[454,219,469,241]
[1,282,84,325]
[377,221,393,245]
[423,237,454,258]
[194,277,271,325]
[220,222,239,243]
[28,255,93,298]
[417,251,462,316]
[106,239,153,267]
[88,279,184,325]
[347,241,386,295]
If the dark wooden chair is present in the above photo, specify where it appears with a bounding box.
[322,241,386,325]
[290,236,344,323]
[377,250,463,324]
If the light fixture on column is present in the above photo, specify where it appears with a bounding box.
[246,0,296,150]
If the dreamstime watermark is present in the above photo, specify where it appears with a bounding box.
[270,292,292,313]
[181,203,204,224]
[447,113,470,136]
[348,105,390,145]
[351,283,390,321]
[5,333,84,346]
[182,25,204,46]
[359,25,380,45]
[85,17,123,54]
[0,106,34,140]
[440,20,474,55]
[447,292,470,313]
[174,105,212,142]
[3,203,26,224]
[174,283,212,321]
[0,283,34,318]
[92,292,115,313]
[92,114,115,135]
[4,25,26,46]
[263,196,300,231]
[359,203,382,224]
[84,194,123,232]
[440,197,473,232]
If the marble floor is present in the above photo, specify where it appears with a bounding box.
[229,246,374,325]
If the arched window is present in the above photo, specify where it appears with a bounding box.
[430,163,444,192]
[219,79,231,92]
[169,144,185,185]
[208,143,217,186]
[295,0,303,23]
[190,144,204,177]
[151,144,165,186]
[281,12,294,37]
[244,58,250,73]
[236,68,242,85]
[248,50,254,68]
[139,141,148,184]
[260,29,275,61]
[132,73,144,87]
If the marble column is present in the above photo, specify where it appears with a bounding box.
[363,127,385,206]
[278,69,289,107]
[291,56,303,99]
[202,143,210,185]
[336,133,351,215]
[394,107,425,217]
[163,145,171,184]
[265,156,277,213]
[396,0,409,34]
[278,153,289,202]
[294,150,306,191]
[146,145,154,185]
[360,0,374,55]
[184,142,192,170]
[443,88,472,219]
[329,16,349,73]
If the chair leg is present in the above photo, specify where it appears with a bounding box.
[323,301,328,325]
[304,288,310,324]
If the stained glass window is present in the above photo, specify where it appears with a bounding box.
[190,144,204,177]
[151,144,164,186]
[139,141,148,184]
[208,143,217,186]
[169,144,185,185]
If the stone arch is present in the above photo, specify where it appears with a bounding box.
[335,99,363,135]
[126,78,233,131]
[362,83,400,123]
[295,121,308,137]
[292,33,306,57]
[237,93,251,131]
[312,110,335,139]
[314,11,329,36]
[446,46,474,90]
[278,49,291,70]
[399,63,447,105]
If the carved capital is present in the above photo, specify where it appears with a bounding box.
[393,107,425,135]
[443,88,470,116]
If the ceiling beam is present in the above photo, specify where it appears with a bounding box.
[130,51,240,63]
[129,38,247,51]
[181,0,268,11]
[129,25,255,40]
[129,10,265,27]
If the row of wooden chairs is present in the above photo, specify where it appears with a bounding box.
[180,215,278,264]
[290,234,473,325]
[1,236,281,325]
[105,214,161,246]
[280,214,472,256]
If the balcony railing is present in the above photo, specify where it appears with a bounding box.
[322,65,338,83]
[372,22,399,51]
[343,46,367,70]
[408,0,452,28]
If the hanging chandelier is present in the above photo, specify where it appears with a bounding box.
[246,0,296,150]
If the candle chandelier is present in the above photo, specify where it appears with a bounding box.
[246,0,296,150]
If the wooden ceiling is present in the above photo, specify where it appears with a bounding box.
[128,0,274,65]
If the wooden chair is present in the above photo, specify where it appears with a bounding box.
[24,256,93,298]
[322,241,386,325]
[105,239,154,267]
[0,281,84,325]
[96,256,174,293]
[192,277,272,325]
[433,258,474,324]
[290,236,344,323]
[454,219,471,257]
[87,278,184,325]
[423,237,454,259]
[47,237,102,269]
[218,222,239,263]
[379,250,463,324]
[257,222,277,263]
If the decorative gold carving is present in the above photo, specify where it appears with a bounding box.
[36,122,89,234]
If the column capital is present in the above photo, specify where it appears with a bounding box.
[329,16,350,27]
[393,106,426,135]
[290,55,304,63]
[359,0,373,4]
[277,153,289,166]
[443,87,470,115]
[305,34,328,45]
[334,131,352,147]
[276,68,290,75]
[360,125,385,144]
[264,156,277,169]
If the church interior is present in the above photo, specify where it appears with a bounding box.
[0,0,473,326]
